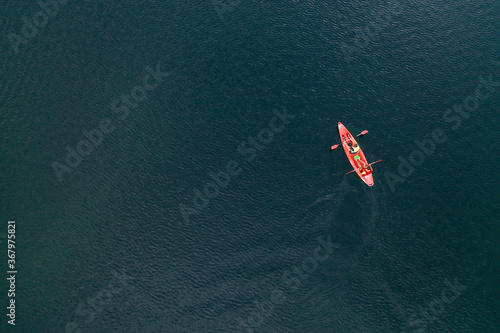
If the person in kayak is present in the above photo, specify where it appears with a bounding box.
[361,165,372,175]
[349,143,360,154]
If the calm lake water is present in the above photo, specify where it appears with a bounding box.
[0,0,499,332]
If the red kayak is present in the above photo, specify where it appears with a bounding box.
[336,122,377,186]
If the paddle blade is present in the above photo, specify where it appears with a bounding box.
[369,159,383,166]
[357,130,369,137]
[330,144,339,151]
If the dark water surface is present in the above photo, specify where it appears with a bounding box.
[1,0,499,332]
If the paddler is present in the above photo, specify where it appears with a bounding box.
[360,165,371,175]
[349,143,360,154]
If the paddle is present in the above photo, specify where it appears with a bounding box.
[357,130,369,137]
[369,159,383,166]
[345,159,383,174]
[329,130,368,151]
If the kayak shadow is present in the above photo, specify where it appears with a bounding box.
[306,177,382,288]
[310,178,379,256]
[290,179,399,331]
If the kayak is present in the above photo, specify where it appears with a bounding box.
[338,122,374,186]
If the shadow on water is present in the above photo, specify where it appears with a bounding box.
[308,177,380,258]
[283,178,407,332]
